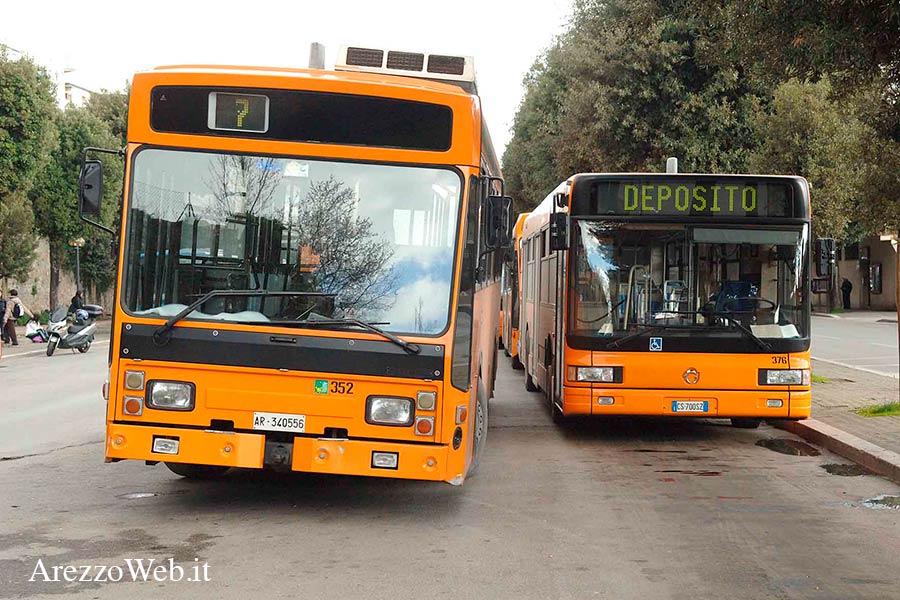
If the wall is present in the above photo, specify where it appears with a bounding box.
[827,235,898,311]
[2,238,112,313]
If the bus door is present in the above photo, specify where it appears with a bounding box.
[552,245,566,403]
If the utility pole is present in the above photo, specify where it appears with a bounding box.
[308,43,325,69]
[69,237,85,294]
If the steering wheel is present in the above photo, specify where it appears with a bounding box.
[721,296,777,313]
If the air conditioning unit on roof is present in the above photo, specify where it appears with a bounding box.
[335,46,477,94]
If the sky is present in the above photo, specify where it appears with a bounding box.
[2,0,572,158]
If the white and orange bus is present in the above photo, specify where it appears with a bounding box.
[519,169,812,427]
[500,212,529,369]
[78,46,511,484]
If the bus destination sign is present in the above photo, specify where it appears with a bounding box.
[584,178,801,219]
[208,92,269,133]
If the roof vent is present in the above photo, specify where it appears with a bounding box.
[345,47,384,68]
[336,45,477,93]
[386,51,425,71]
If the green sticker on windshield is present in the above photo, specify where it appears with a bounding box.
[314,380,329,394]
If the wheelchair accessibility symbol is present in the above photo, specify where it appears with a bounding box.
[649,337,663,351]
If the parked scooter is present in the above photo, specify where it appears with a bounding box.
[46,304,103,356]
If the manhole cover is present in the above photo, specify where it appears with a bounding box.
[755,438,820,456]
[821,463,869,476]
[862,495,900,510]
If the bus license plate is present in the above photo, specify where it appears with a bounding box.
[253,412,306,433]
[671,401,708,413]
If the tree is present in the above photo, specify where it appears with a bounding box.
[0,50,56,196]
[0,192,37,290]
[85,86,129,146]
[746,79,865,238]
[292,176,397,316]
[31,106,121,309]
[503,0,766,209]
[0,50,56,289]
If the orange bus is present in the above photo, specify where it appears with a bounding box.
[78,46,511,484]
[519,170,812,427]
[500,212,529,369]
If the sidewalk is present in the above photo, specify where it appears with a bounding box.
[813,309,898,323]
[805,358,899,455]
[0,319,112,359]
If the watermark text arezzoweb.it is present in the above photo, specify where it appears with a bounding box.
[29,557,211,584]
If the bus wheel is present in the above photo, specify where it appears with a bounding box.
[468,381,489,476]
[165,462,229,479]
[511,354,524,370]
[731,418,762,429]
[525,371,538,392]
[551,399,566,425]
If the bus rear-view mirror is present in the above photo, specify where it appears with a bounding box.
[486,195,513,249]
[550,212,569,251]
[79,160,104,218]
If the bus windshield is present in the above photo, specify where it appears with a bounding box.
[123,148,461,335]
[570,220,809,340]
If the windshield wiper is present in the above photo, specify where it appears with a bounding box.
[606,324,681,349]
[707,311,772,352]
[291,318,421,355]
[605,310,772,352]
[152,290,336,346]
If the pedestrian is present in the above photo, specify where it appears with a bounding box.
[3,289,34,346]
[0,290,7,344]
[840,278,853,310]
[69,290,85,314]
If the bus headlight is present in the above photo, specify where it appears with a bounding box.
[366,396,414,426]
[147,381,195,410]
[761,369,809,385]
[573,366,619,382]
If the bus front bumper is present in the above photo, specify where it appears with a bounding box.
[106,423,456,483]
[561,387,811,419]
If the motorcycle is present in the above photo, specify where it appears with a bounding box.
[46,304,103,357]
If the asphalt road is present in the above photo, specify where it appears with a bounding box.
[2,349,900,599]
[811,315,899,378]
[0,336,108,459]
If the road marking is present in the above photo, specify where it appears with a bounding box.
[811,356,899,379]
[871,342,898,349]
[815,335,841,340]
[1,339,110,360]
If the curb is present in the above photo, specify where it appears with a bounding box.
[771,418,900,485]
[876,319,898,324]
[811,312,841,319]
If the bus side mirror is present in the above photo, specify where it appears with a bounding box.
[79,159,104,218]
[550,212,569,251]
[814,238,835,277]
[486,195,513,249]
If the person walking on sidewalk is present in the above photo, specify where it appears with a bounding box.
[3,289,34,346]
[0,290,7,344]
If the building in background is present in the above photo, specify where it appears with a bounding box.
[1,42,93,107]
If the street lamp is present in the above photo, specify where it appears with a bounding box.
[69,237,85,294]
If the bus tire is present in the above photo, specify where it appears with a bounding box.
[551,399,567,425]
[525,371,538,392]
[165,462,229,479]
[511,354,523,370]
[731,417,762,429]
[467,381,489,477]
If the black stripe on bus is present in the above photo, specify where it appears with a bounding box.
[119,323,444,380]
